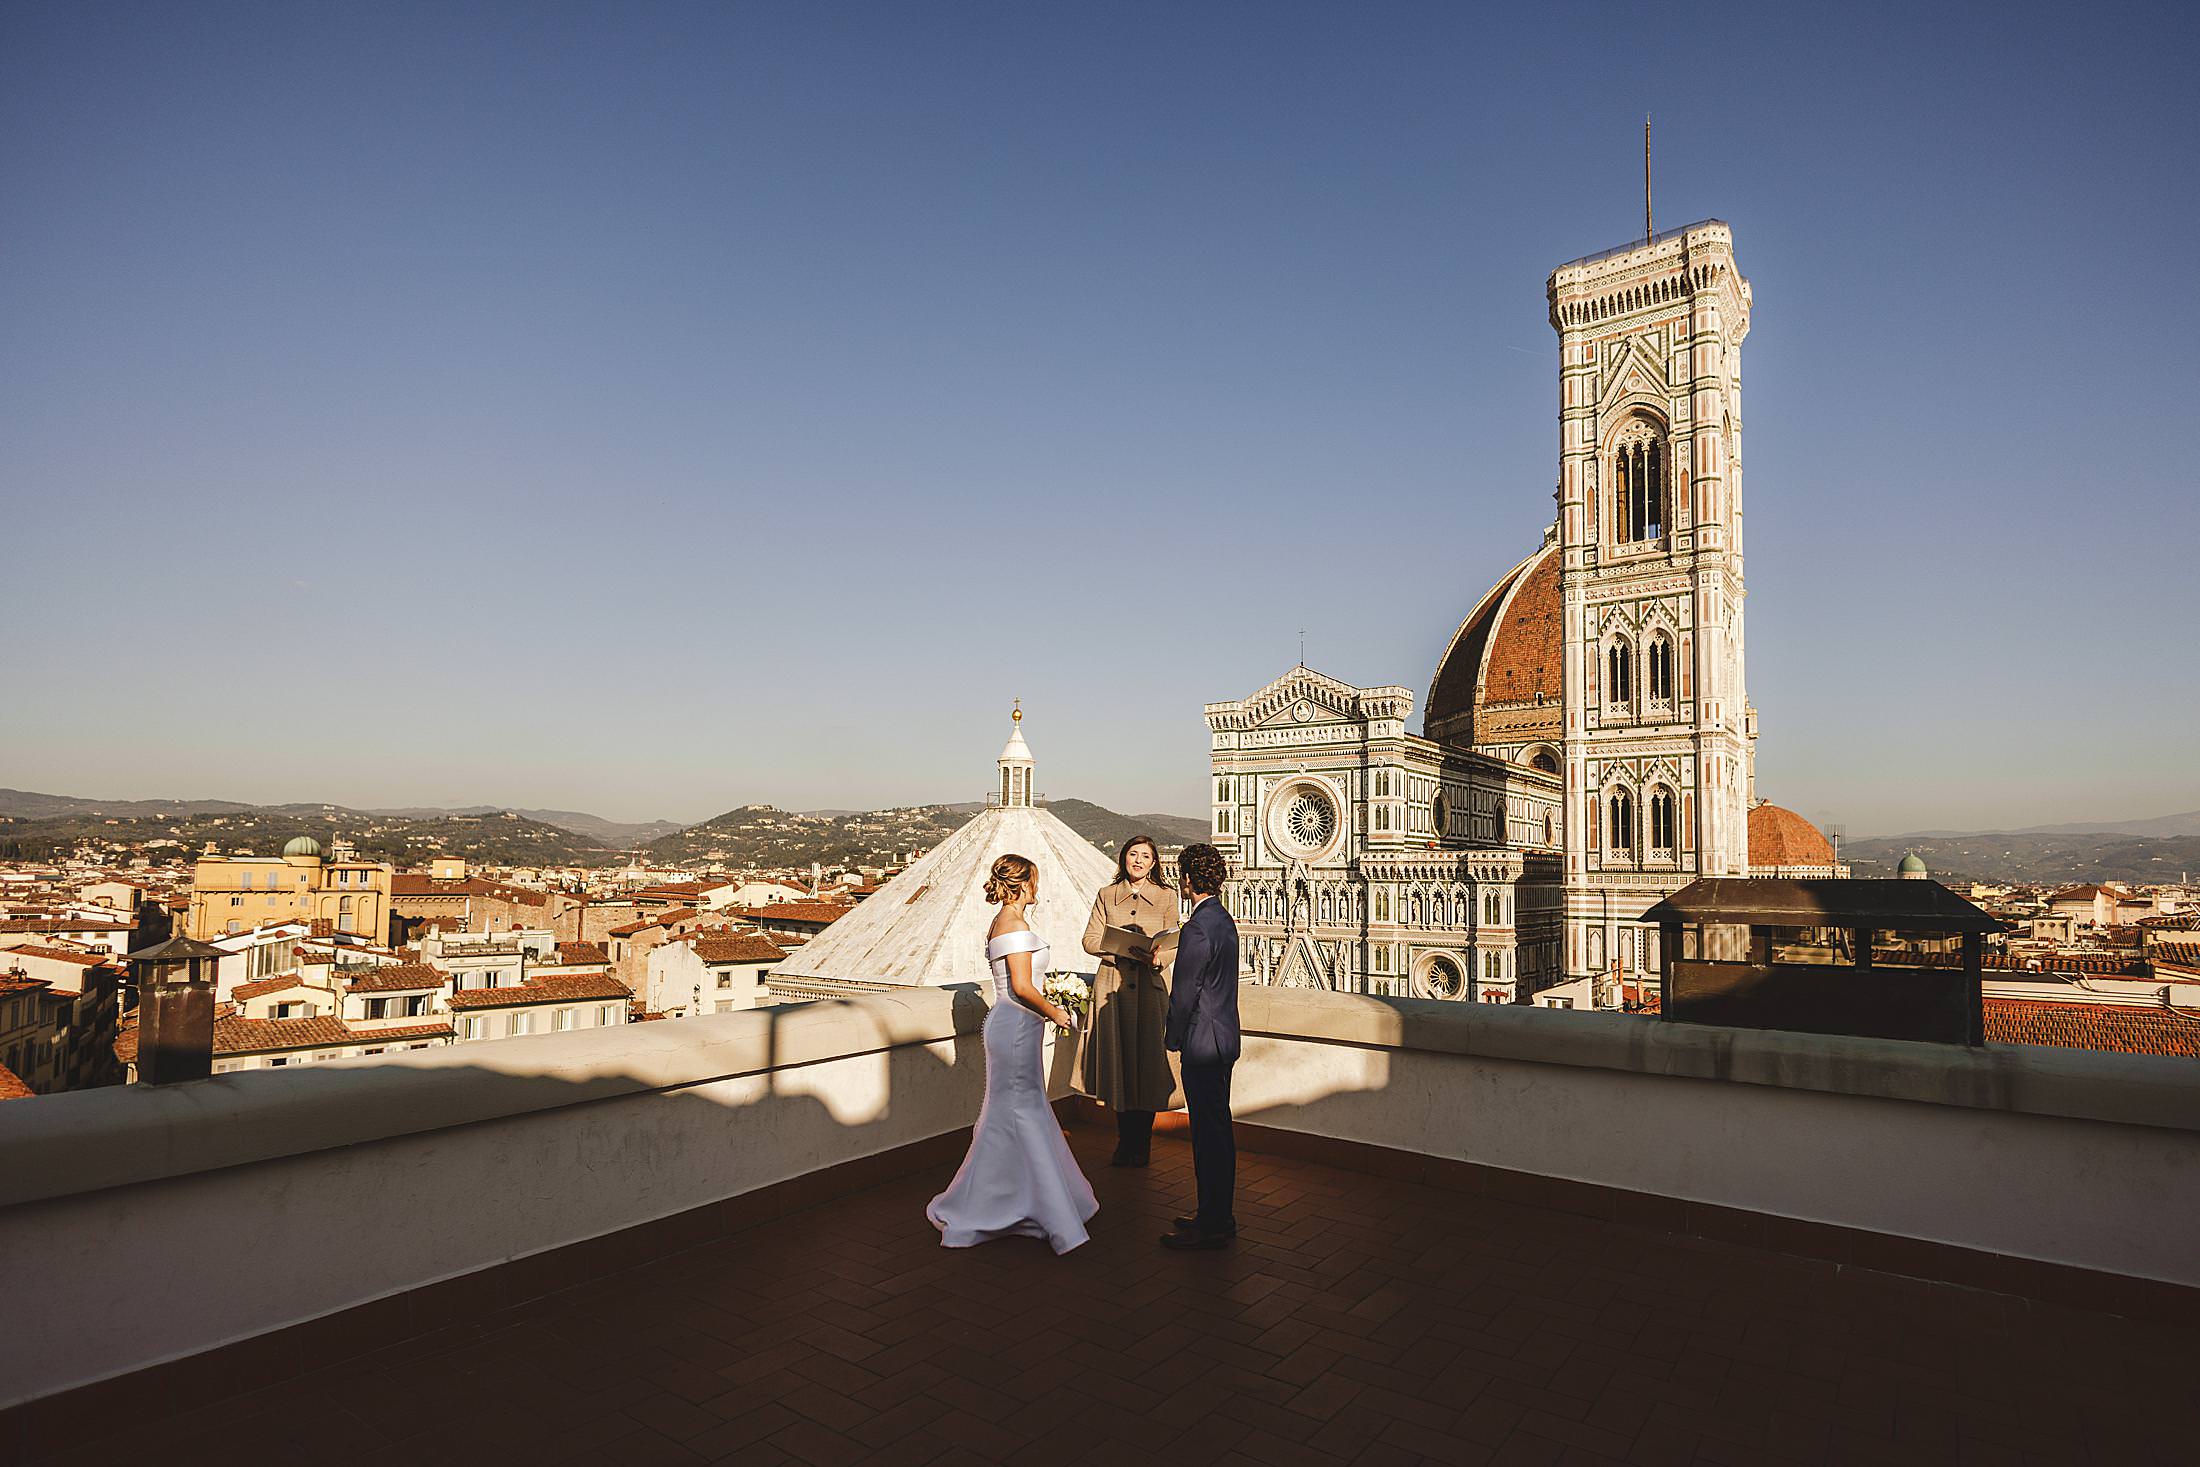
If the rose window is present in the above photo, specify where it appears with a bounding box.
[1284,792,1334,849]
[1421,956,1464,1001]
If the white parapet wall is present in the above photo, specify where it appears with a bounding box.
[3,984,2196,1412]
[1231,987,2200,1292]
[0,987,1045,1411]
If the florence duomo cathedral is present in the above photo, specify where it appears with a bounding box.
[1208,217,1836,1003]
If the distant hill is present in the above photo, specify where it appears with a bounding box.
[644,804,971,869]
[0,789,684,853]
[0,803,621,868]
[1044,800,1207,853]
[1843,833,2200,885]
[0,788,258,820]
[642,797,1207,870]
[368,805,685,848]
[2011,810,2200,839]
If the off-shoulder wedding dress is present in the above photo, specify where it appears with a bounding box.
[925,930,1098,1253]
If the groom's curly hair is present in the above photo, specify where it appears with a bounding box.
[1177,843,1228,897]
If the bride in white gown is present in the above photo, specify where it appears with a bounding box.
[927,853,1099,1254]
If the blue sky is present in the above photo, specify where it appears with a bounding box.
[4,1,2194,836]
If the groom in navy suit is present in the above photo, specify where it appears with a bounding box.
[1162,843,1240,1249]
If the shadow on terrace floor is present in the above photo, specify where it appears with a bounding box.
[40,1120,2197,1467]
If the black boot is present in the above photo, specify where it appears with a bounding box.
[1114,1109,1154,1167]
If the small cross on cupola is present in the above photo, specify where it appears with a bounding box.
[996,700,1035,808]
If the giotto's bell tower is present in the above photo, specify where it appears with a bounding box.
[1546,218,1756,977]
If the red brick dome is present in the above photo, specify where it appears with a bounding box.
[1426,543,1562,749]
[1748,803,1835,868]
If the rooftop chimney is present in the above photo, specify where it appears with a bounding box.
[128,936,225,1085]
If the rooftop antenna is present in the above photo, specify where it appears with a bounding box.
[1644,114,1653,245]
[1299,628,1306,667]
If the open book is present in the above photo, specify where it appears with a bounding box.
[1098,924,1178,966]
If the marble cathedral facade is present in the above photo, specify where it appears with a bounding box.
[1209,219,1760,1000]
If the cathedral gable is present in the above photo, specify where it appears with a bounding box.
[1213,666,1413,733]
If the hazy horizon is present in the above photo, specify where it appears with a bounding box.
[9,774,2197,845]
[6,2,2196,840]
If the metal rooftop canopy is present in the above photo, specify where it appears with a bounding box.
[1641,878,2004,932]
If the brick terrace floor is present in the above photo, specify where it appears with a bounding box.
[41,1122,2195,1467]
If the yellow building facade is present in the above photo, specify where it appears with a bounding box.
[185,836,394,942]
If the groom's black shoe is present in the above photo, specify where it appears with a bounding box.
[1161,1228,1232,1250]
[1172,1214,1236,1238]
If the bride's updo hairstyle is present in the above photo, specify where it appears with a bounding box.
[984,853,1037,905]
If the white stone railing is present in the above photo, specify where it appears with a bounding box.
[0,987,1023,1411]
[4,984,2196,1414]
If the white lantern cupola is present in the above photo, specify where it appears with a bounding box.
[997,700,1036,808]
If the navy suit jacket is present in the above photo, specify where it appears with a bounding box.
[1164,895,1241,1067]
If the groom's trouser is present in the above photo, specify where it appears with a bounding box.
[1181,1060,1236,1234]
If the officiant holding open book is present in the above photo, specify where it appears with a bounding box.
[1079,834,1182,1167]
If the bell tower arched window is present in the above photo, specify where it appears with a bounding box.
[1649,788,1676,855]
[1608,791,1635,855]
[1647,633,1674,703]
[1606,640,1633,709]
[1613,423,1665,544]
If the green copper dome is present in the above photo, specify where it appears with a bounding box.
[1897,852,1927,875]
[282,836,323,859]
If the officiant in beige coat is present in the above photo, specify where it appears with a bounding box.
[1079,835,1182,1166]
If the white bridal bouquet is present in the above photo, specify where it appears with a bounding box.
[1041,971,1090,1034]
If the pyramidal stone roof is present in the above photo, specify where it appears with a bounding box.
[766,712,1120,989]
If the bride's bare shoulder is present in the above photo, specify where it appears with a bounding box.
[988,912,1029,940]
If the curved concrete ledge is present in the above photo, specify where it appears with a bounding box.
[0,986,987,1209]
[1239,987,2200,1132]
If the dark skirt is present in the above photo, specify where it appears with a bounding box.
[1079,957,1181,1112]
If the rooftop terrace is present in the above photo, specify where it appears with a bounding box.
[3,988,2195,1466]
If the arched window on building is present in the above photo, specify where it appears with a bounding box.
[1649,788,1676,855]
[1606,640,1633,709]
[1616,433,1665,543]
[1531,748,1559,775]
[1647,633,1674,704]
[1608,791,1635,856]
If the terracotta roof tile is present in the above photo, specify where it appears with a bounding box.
[446,974,630,1010]
[5,946,114,967]
[213,1014,357,1055]
[350,1023,453,1043]
[557,942,608,964]
[694,933,786,964]
[1426,544,1562,746]
[233,975,322,1001]
[0,917,133,933]
[747,901,855,927]
[0,1062,33,1101]
[1476,546,1563,725]
[1984,998,2200,1058]
[344,962,447,993]
[1748,804,1836,868]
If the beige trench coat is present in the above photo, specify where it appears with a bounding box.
[1078,878,1183,1112]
